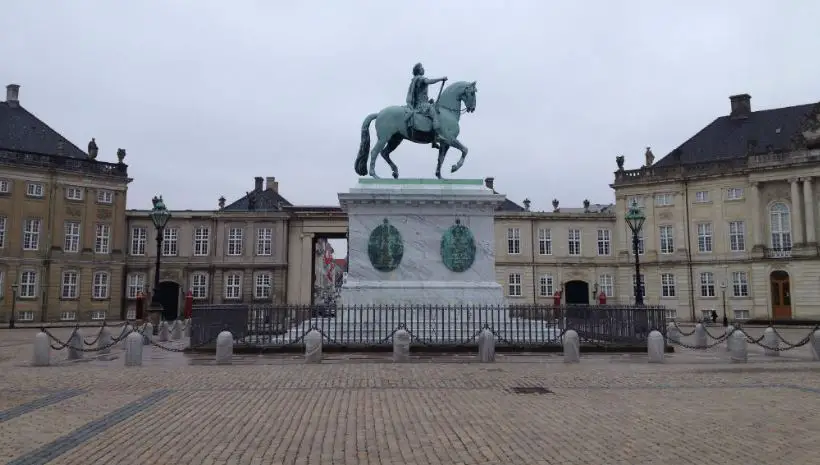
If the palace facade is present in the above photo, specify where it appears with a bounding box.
[3,83,820,322]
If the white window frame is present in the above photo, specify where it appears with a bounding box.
[60,311,77,321]
[19,270,37,298]
[636,231,645,255]
[727,187,744,200]
[130,227,147,256]
[227,228,244,256]
[162,227,179,256]
[61,270,79,299]
[661,273,676,298]
[770,203,792,255]
[23,218,41,251]
[64,221,80,253]
[256,228,273,256]
[700,272,716,297]
[568,229,581,256]
[655,193,673,206]
[599,274,614,297]
[193,227,210,256]
[225,273,242,299]
[0,215,6,248]
[254,272,272,299]
[733,309,751,321]
[90,311,107,321]
[26,182,44,198]
[95,223,111,254]
[694,190,709,203]
[92,271,110,299]
[96,189,114,204]
[697,223,713,253]
[507,273,522,297]
[191,272,209,299]
[507,228,520,255]
[537,228,552,255]
[65,186,83,201]
[0,179,10,193]
[731,271,749,297]
[538,274,553,297]
[728,221,746,252]
[596,229,611,256]
[659,225,674,254]
[127,273,146,299]
[18,311,35,322]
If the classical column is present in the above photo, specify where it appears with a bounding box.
[790,177,804,245]
[749,182,763,248]
[803,177,816,243]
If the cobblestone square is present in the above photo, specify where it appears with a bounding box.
[0,326,818,465]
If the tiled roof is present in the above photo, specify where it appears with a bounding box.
[223,188,293,211]
[654,102,819,167]
[0,101,88,158]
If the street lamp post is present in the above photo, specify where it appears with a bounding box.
[720,281,728,327]
[149,195,172,335]
[9,282,18,329]
[625,200,647,305]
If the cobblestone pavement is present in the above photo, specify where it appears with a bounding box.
[0,326,818,465]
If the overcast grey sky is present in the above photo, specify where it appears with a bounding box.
[2,1,818,211]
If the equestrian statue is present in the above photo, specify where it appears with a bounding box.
[355,62,477,179]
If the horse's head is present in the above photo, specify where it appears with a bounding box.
[440,81,478,113]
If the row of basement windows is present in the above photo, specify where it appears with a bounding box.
[0,179,114,204]
[129,226,274,257]
[126,272,274,300]
[11,310,107,322]
[0,269,113,299]
[509,202,793,256]
[506,271,750,299]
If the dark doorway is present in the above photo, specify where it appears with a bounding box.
[769,270,791,319]
[565,280,590,305]
[157,281,181,321]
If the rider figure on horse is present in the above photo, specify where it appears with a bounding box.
[406,63,447,149]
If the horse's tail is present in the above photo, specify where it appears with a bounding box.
[355,113,378,176]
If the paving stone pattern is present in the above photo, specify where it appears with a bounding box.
[0,327,818,464]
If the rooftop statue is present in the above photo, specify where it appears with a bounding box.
[354,62,477,179]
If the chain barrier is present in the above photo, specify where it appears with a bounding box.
[671,321,696,337]
[667,325,818,353]
[37,322,197,355]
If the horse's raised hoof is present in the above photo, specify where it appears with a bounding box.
[450,164,458,173]
[392,171,399,179]
[435,171,443,180]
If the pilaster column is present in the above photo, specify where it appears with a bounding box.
[790,177,804,245]
[749,182,762,248]
[802,177,816,244]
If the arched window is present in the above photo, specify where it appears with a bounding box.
[769,202,792,253]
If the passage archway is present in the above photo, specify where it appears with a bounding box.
[157,280,181,321]
[564,280,590,305]
[769,270,791,319]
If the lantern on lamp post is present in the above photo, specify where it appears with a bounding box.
[625,200,647,305]
[149,195,171,334]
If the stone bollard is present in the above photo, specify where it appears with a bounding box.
[67,330,83,360]
[33,332,51,366]
[762,327,780,357]
[730,330,747,363]
[120,325,133,351]
[304,330,323,363]
[647,330,665,363]
[184,320,191,338]
[124,332,144,366]
[97,327,113,355]
[477,329,495,362]
[158,321,170,342]
[810,329,820,361]
[562,330,580,363]
[725,325,735,352]
[666,323,680,345]
[142,323,153,345]
[393,329,411,362]
[215,331,234,365]
[694,323,707,349]
[171,321,182,340]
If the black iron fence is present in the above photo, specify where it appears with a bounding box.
[190,304,667,350]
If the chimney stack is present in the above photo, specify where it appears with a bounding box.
[484,177,495,190]
[729,94,751,118]
[5,84,19,107]
[265,176,278,192]
[254,176,263,191]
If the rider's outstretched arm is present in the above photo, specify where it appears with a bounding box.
[424,77,447,85]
